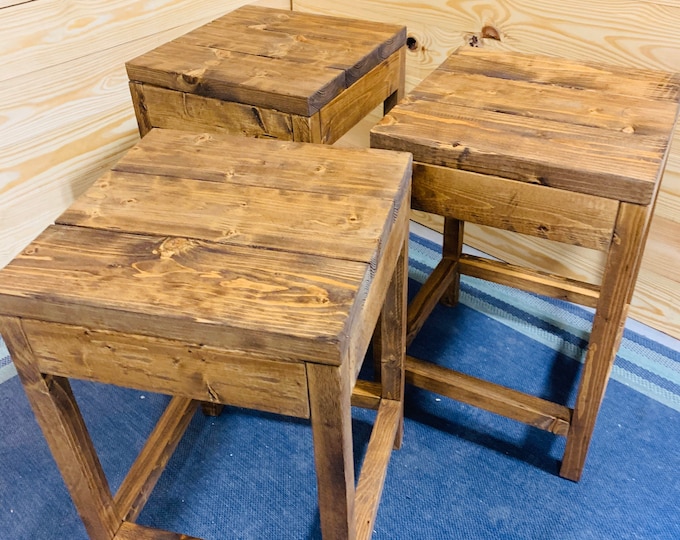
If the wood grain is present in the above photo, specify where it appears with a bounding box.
[294,0,680,339]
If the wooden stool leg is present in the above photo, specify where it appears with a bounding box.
[406,218,462,345]
[200,402,224,416]
[308,363,356,540]
[441,217,464,307]
[561,202,650,481]
[0,317,121,540]
[378,237,408,448]
[383,48,405,116]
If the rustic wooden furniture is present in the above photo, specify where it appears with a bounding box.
[125,5,405,144]
[370,48,680,481]
[0,128,412,540]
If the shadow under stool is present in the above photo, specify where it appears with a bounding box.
[370,48,680,481]
[0,129,412,539]
[126,5,406,144]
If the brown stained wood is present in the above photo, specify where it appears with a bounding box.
[113,129,411,200]
[126,41,345,117]
[406,258,457,346]
[411,163,619,250]
[441,217,464,307]
[58,171,396,263]
[291,112,322,143]
[406,356,572,437]
[0,316,121,540]
[0,225,362,363]
[114,397,199,522]
[319,49,405,144]
[114,522,201,540]
[373,100,667,205]
[126,6,405,116]
[561,202,652,481]
[459,255,601,308]
[411,65,680,135]
[24,320,311,418]
[354,399,401,540]
[307,362,356,540]
[438,49,680,103]
[351,380,382,410]
[345,189,411,384]
[129,81,153,137]
[130,83,295,140]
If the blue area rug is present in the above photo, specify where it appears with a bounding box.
[1,233,679,539]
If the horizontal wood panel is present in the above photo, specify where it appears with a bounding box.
[411,163,618,250]
[24,319,311,418]
[295,0,680,339]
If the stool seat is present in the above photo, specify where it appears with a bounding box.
[127,5,406,143]
[0,129,412,539]
[371,48,680,481]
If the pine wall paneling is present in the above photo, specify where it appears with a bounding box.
[0,0,289,272]
[294,0,680,339]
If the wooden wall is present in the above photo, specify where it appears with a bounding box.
[294,0,680,340]
[0,0,288,270]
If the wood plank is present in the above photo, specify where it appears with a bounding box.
[57,170,396,262]
[405,355,572,436]
[178,9,405,87]
[407,258,457,346]
[411,163,618,250]
[114,397,199,522]
[351,379,381,410]
[372,97,673,204]
[24,319,311,418]
[112,129,411,200]
[0,0,272,83]
[319,48,405,144]
[130,82,296,139]
[411,64,680,133]
[438,48,680,102]
[307,362,355,540]
[459,255,600,308]
[126,40,346,116]
[0,226,364,363]
[114,522,201,540]
[354,399,401,540]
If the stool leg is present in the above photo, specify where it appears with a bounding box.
[561,202,650,481]
[441,217,464,307]
[200,402,224,416]
[308,362,356,540]
[383,48,405,116]
[0,317,121,540]
[378,237,408,448]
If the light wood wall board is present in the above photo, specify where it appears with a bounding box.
[0,0,288,269]
[294,0,680,339]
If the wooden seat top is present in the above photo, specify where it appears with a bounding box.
[0,129,411,365]
[371,48,680,204]
[126,5,406,117]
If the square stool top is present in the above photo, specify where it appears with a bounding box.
[371,48,680,205]
[0,129,411,371]
[126,5,406,117]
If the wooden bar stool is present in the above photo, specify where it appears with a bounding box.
[370,48,680,481]
[0,129,412,539]
[126,5,405,143]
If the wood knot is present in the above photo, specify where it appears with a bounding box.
[481,25,501,41]
[622,126,635,134]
